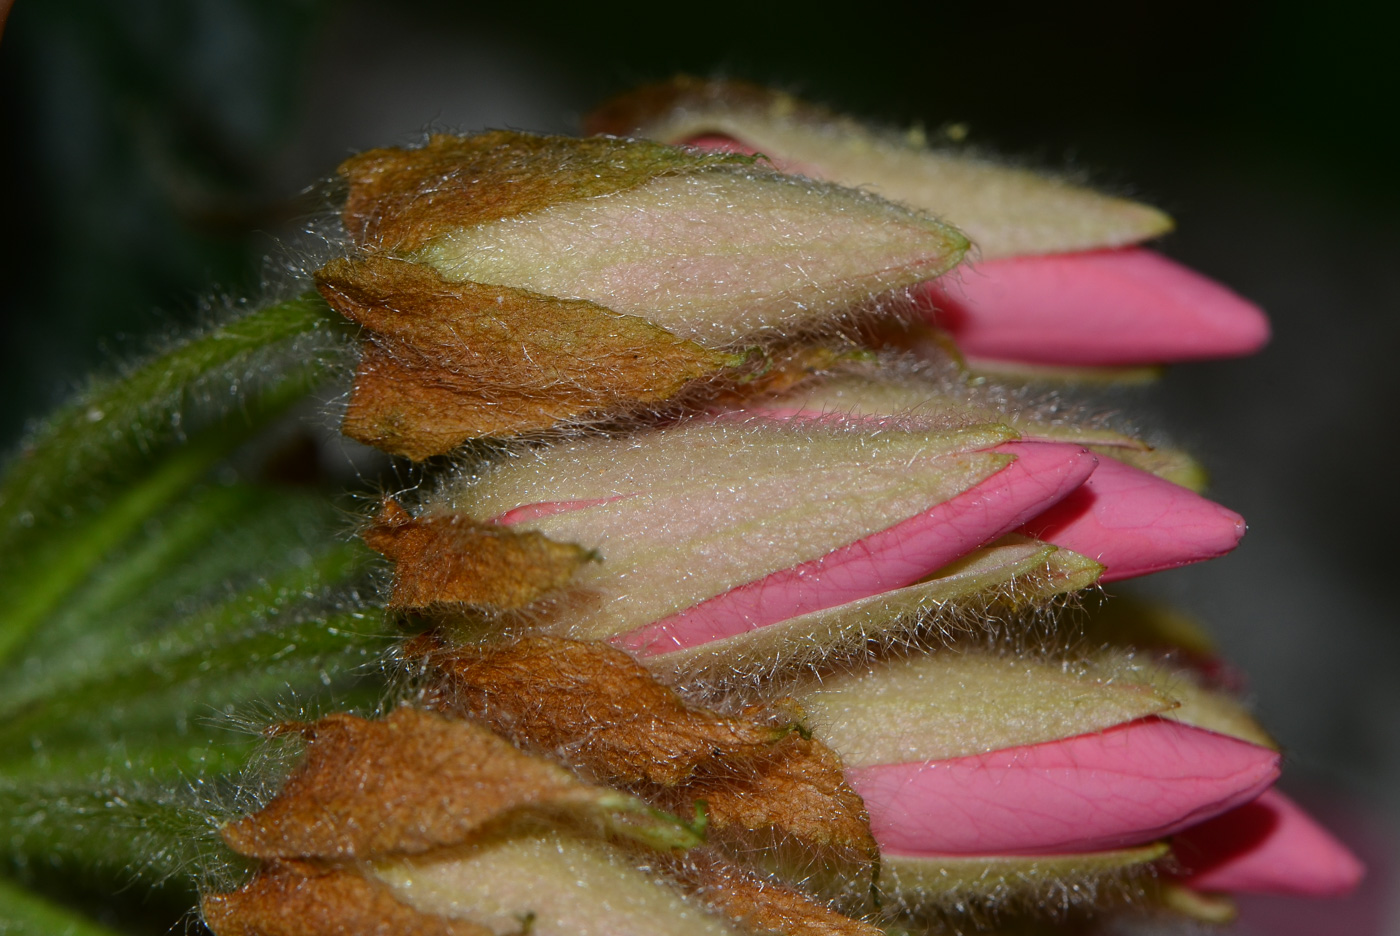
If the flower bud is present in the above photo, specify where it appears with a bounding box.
[1082,607,1366,900]
[373,420,1102,657]
[217,708,704,860]
[316,255,743,460]
[790,649,1282,904]
[587,78,1269,367]
[411,634,878,864]
[920,247,1271,367]
[585,78,1169,260]
[716,357,1211,488]
[370,831,746,936]
[318,131,969,456]
[651,534,1100,683]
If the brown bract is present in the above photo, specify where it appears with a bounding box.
[418,635,785,786]
[364,499,594,611]
[317,256,736,458]
[583,76,806,140]
[339,131,749,252]
[666,732,876,858]
[220,708,608,860]
[202,861,487,936]
[666,850,883,936]
[416,635,875,858]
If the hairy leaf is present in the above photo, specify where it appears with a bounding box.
[0,295,347,663]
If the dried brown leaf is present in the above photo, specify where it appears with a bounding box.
[341,344,502,460]
[416,636,876,856]
[318,256,737,457]
[666,733,877,858]
[665,849,883,936]
[339,131,746,252]
[202,860,489,936]
[419,635,784,786]
[364,499,594,611]
[220,708,610,860]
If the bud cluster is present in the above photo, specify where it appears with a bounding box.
[205,79,1359,934]
[0,78,1360,936]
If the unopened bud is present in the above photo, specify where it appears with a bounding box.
[394,421,1103,653]
[319,131,969,456]
[585,77,1171,260]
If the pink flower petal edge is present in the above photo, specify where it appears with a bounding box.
[917,248,1271,366]
[715,410,1243,582]
[1174,788,1365,897]
[852,717,1280,857]
[1017,452,1246,582]
[618,441,1097,656]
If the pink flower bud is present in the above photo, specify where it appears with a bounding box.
[792,651,1280,860]
[588,78,1271,367]
[1173,788,1365,897]
[617,440,1095,655]
[425,420,1101,652]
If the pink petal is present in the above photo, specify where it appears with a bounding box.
[852,717,1280,857]
[917,248,1271,366]
[618,441,1097,656]
[684,134,760,156]
[1174,788,1365,897]
[493,496,631,525]
[1017,453,1246,582]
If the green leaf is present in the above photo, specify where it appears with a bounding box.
[0,485,371,720]
[0,480,394,886]
[0,294,350,665]
[0,875,128,936]
[0,777,230,883]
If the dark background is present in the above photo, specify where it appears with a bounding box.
[1,1,1396,932]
